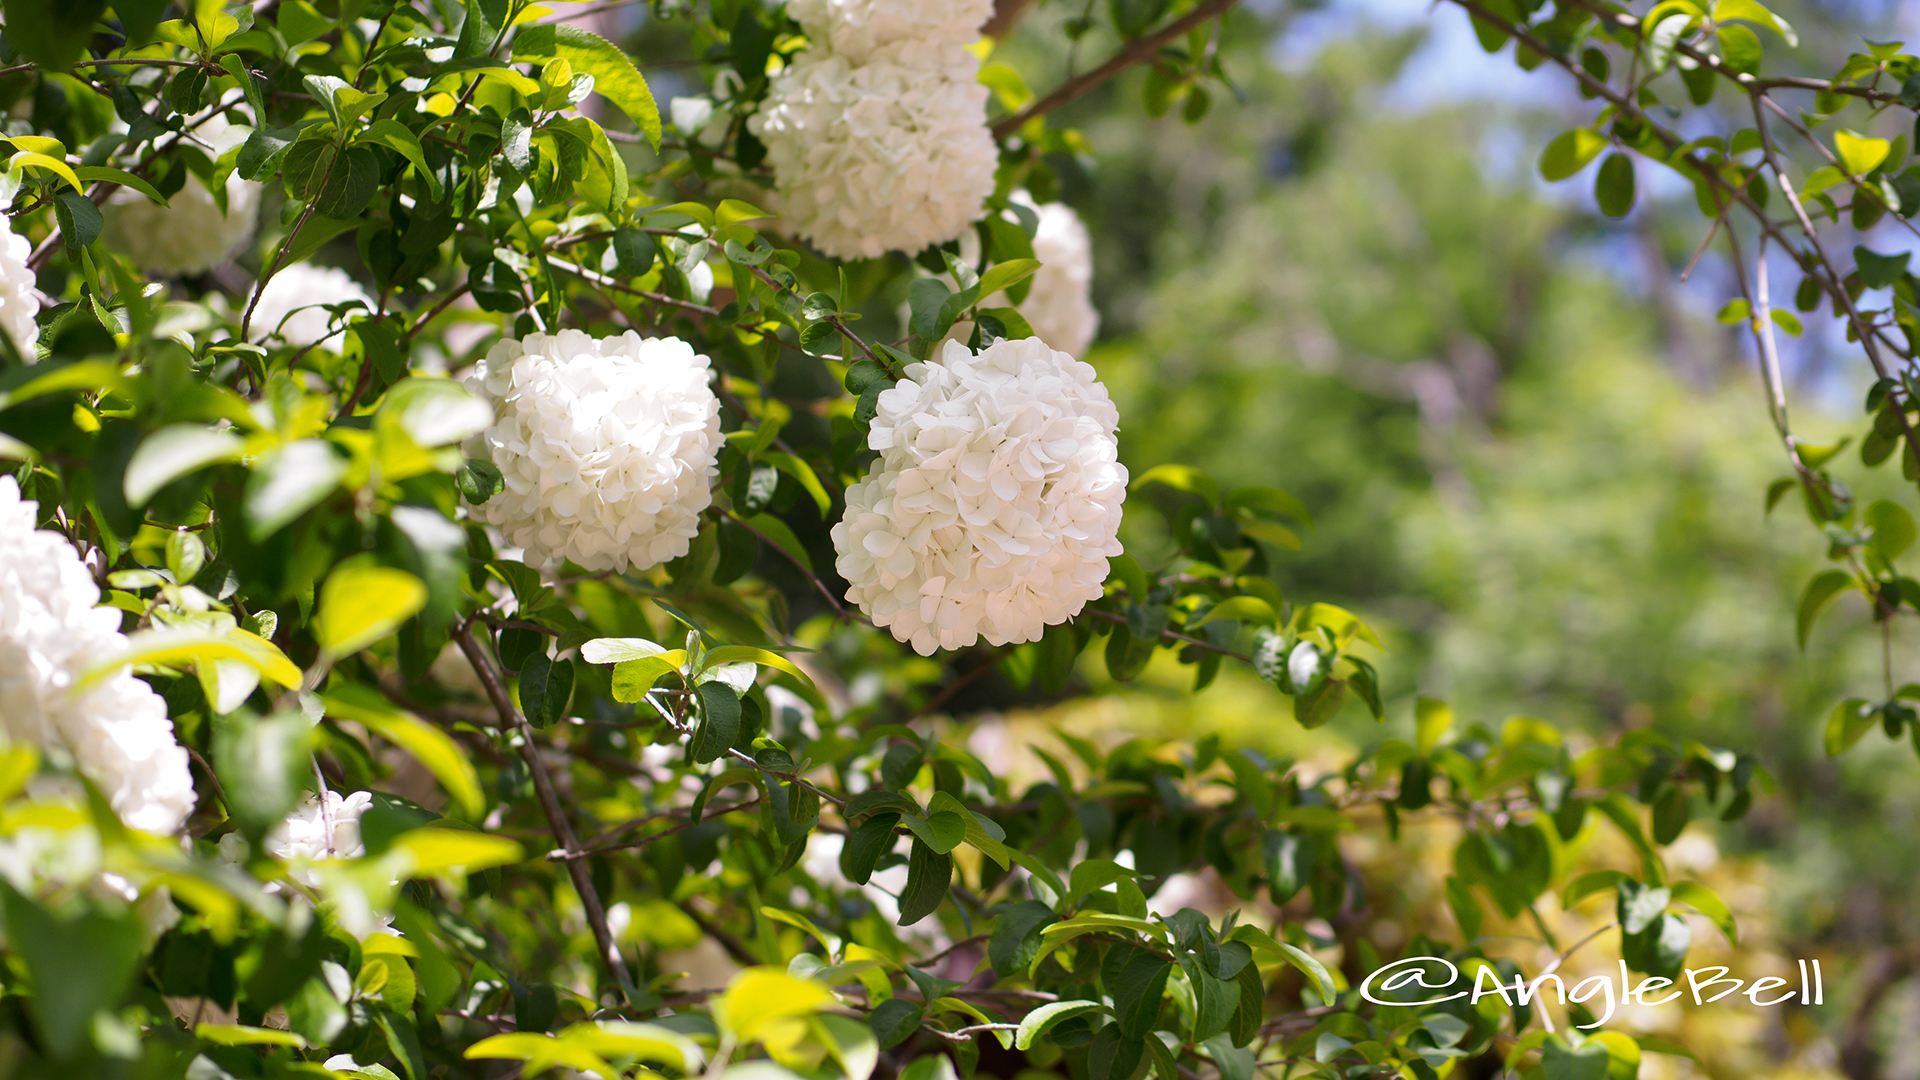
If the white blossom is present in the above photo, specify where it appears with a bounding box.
[248,264,373,354]
[750,51,996,260]
[102,171,261,276]
[0,225,38,360]
[265,790,372,888]
[463,330,723,573]
[831,337,1127,655]
[784,0,992,70]
[0,477,197,834]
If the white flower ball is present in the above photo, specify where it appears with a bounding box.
[785,0,992,70]
[249,264,374,354]
[750,51,997,260]
[0,227,38,360]
[266,789,372,887]
[831,337,1128,655]
[102,171,261,276]
[0,477,196,834]
[463,330,723,573]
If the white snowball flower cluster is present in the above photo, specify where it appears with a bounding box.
[249,264,374,354]
[0,477,197,834]
[832,337,1128,655]
[0,226,38,360]
[463,330,723,573]
[265,790,372,888]
[749,0,996,260]
[102,171,260,276]
[785,0,993,69]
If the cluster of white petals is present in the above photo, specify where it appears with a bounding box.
[751,53,996,260]
[0,227,38,359]
[0,477,196,834]
[751,0,995,261]
[464,330,723,573]
[249,264,374,354]
[102,172,261,276]
[785,0,992,69]
[832,337,1127,655]
[265,790,372,888]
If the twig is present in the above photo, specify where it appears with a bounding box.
[1084,607,1252,663]
[991,0,1242,138]
[551,797,765,860]
[723,509,852,622]
[452,622,636,1001]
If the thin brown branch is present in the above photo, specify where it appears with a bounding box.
[551,797,765,860]
[1084,606,1252,663]
[991,0,1241,139]
[452,622,636,1001]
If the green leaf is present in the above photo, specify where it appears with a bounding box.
[1669,882,1738,946]
[245,438,346,539]
[1416,696,1454,752]
[1716,298,1751,324]
[512,25,660,150]
[1563,868,1632,908]
[195,1024,309,1048]
[361,118,443,201]
[901,810,967,854]
[610,653,686,701]
[744,513,812,573]
[1133,463,1219,505]
[840,813,899,886]
[1718,23,1762,74]
[1066,858,1138,908]
[1824,697,1878,756]
[519,652,575,728]
[1713,0,1797,42]
[897,839,951,926]
[692,681,741,764]
[1014,1001,1108,1051]
[868,999,922,1051]
[322,684,485,820]
[2,0,110,69]
[1620,912,1691,979]
[1539,129,1609,182]
[1866,499,1917,560]
[976,258,1042,300]
[274,0,332,48]
[1595,153,1636,218]
[1102,944,1173,1039]
[1796,569,1855,648]
[1276,941,1337,1001]
[1836,129,1891,176]
[123,424,244,507]
[1854,245,1911,289]
[393,827,524,876]
[988,899,1060,977]
[1540,1038,1611,1080]
[1615,879,1670,935]
[1087,1025,1145,1080]
[316,565,429,656]
[0,881,144,1057]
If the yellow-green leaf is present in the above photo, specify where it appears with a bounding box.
[1712,0,1796,45]
[8,151,80,192]
[512,25,660,151]
[314,565,427,656]
[393,828,523,877]
[1834,129,1890,176]
[1539,129,1609,182]
[196,1025,307,1048]
[322,684,485,820]
[714,968,833,1044]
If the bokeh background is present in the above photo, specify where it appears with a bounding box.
[575,0,1920,1073]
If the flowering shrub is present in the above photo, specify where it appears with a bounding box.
[0,0,1897,1077]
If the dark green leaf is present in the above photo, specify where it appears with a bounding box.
[897,838,951,926]
[0,881,144,1057]
[1595,153,1636,218]
[1620,912,1691,979]
[2,0,109,69]
[1087,1024,1145,1080]
[989,899,1060,977]
[692,681,741,764]
[868,998,922,1051]
[839,813,899,886]
[1102,944,1172,1040]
